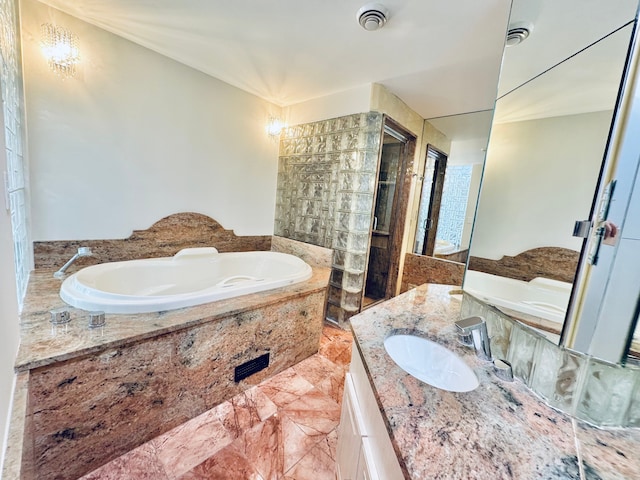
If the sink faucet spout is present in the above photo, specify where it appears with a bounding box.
[454,316,492,361]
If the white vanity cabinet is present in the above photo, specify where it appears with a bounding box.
[336,342,404,480]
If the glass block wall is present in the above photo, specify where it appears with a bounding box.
[416,163,473,252]
[461,292,640,427]
[0,0,30,304]
[274,113,383,326]
[436,164,473,248]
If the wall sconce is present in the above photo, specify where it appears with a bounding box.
[40,23,80,78]
[266,116,285,138]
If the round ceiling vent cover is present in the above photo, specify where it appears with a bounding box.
[506,26,531,46]
[357,3,389,31]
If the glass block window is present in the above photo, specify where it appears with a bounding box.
[435,164,473,249]
[1,0,30,305]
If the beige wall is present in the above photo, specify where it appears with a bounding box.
[22,0,281,241]
[284,84,372,126]
[471,111,612,259]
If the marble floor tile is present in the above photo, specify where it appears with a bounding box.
[280,388,341,436]
[257,368,316,408]
[80,324,352,480]
[152,408,234,478]
[293,354,347,403]
[319,325,353,367]
[178,443,264,480]
[79,442,168,480]
[216,385,278,438]
[234,414,284,480]
[283,433,337,480]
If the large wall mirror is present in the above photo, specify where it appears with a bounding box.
[463,0,639,359]
[412,111,493,265]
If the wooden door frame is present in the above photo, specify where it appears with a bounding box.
[379,116,417,300]
[421,146,448,256]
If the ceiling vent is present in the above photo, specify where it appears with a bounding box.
[357,4,389,31]
[506,25,531,47]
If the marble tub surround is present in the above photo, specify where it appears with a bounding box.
[468,246,580,283]
[2,371,29,480]
[462,292,640,428]
[399,252,464,293]
[11,263,329,480]
[76,324,352,480]
[271,235,333,268]
[16,265,330,371]
[33,212,272,271]
[350,284,640,479]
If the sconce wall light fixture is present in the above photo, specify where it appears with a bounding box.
[41,23,80,78]
[266,116,285,138]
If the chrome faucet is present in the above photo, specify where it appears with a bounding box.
[53,247,93,278]
[455,316,492,361]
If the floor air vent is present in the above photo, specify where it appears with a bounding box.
[234,353,270,382]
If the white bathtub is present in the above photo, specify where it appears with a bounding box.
[60,248,313,314]
[463,270,572,324]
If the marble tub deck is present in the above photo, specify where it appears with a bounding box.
[7,264,331,480]
[15,266,330,371]
[350,284,640,480]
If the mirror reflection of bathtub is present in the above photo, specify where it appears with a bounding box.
[433,239,456,255]
[464,0,638,361]
[463,270,572,342]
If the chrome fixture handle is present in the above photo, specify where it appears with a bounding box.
[50,308,71,325]
[54,246,93,278]
[88,311,106,328]
[454,316,492,361]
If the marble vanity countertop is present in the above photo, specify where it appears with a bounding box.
[16,266,330,371]
[350,284,640,480]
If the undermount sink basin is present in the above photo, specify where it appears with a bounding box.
[384,334,479,392]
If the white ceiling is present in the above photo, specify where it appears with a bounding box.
[494,23,634,124]
[34,0,639,139]
[428,0,638,140]
[35,0,512,119]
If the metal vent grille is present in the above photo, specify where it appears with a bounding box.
[234,353,270,382]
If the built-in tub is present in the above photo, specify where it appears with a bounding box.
[463,269,572,324]
[60,247,312,313]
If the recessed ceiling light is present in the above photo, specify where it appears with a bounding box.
[357,3,389,31]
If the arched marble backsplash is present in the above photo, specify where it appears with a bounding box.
[33,212,272,271]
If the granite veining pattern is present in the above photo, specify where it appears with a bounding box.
[33,212,272,270]
[75,325,351,479]
[25,288,326,480]
[271,235,333,269]
[16,266,329,371]
[468,246,580,283]
[349,284,640,480]
[400,252,464,293]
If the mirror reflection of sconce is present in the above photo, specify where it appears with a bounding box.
[266,116,285,138]
[40,23,80,78]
